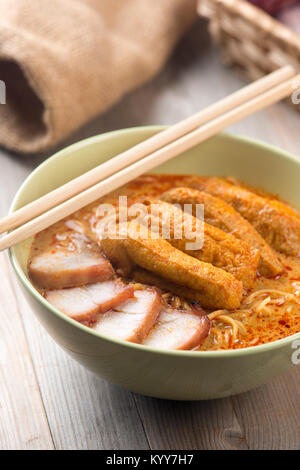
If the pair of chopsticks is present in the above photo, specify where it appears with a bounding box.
[0,65,299,252]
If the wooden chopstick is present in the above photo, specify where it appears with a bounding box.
[1,71,299,252]
[0,65,295,235]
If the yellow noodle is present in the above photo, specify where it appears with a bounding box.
[208,310,247,341]
[217,316,239,340]
[245,289,296,304]
[173,296,181,309]
[248,337,260,346]
[230,318,247,335]
[161,292,191,310]
[286,305,293,314]
[212,328,223,346]
[223,329,231,345]
[208,309,228,321]
[253,296,272,315]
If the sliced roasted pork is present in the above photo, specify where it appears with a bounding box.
[45,287,100,322]
[93,288,163,343]
[86,280,134,313]
[29,235,114,289]
[143,307,210,350]
[45,280,134,322]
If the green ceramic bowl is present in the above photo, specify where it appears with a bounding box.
[9,126,300,400]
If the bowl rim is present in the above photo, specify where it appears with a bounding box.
[9,125,300,358]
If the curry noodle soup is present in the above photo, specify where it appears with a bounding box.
[27,175,300,351]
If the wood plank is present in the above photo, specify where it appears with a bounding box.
[232,368,300,449]
[134,394,248,450]
[0,253,54,450]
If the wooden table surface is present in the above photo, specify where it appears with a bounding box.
[1,21,300,450]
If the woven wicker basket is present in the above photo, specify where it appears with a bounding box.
[198,0,300,109]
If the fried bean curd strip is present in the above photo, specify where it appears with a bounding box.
[161,187,282,277]
[101,222,243,310]
[137,198,259,289]
[189,177,300,256]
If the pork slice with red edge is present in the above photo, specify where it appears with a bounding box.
[45,280,134,323]
[93,288,163,343]
[29,243,114,289]
[86,280,135,313]
[142,307,210,350]
[45,287,100,323]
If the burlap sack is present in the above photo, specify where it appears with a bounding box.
[0,0,197,153]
